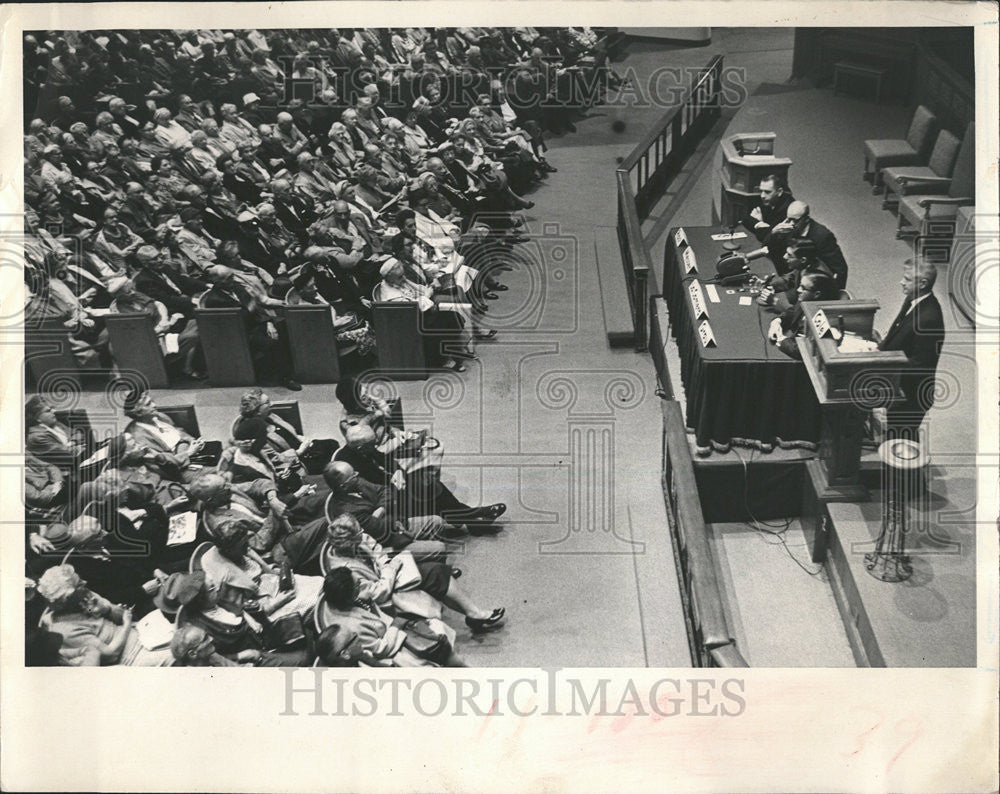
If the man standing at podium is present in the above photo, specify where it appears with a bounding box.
[876,259,945,438]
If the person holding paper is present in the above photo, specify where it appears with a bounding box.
[107,276,205,380]
[875,260,946,437]
[374,256,468,372]
[36,564,173,666]
[199,518,323,623]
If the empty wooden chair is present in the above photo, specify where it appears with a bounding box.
[863,105,938,191]
[880,123,967,209]
[25,320,82,392]
[104,312,170,389]
[896,123,975,244]
[371,301,428,380]
[280,304,341,384]
[194,304,257,387]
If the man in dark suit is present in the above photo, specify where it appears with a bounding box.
[334,424,506,532]
[320,461,457,552]
[740,174,794,242]
[762,201,848,288]
[877,260,946,437]
[132,245,207,318]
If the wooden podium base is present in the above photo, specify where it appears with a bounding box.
[806,458,868,503]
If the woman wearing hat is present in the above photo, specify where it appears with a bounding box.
[36,564,173,666]
[200,517,324,625]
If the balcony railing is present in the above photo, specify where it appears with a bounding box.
[615,55,725,351]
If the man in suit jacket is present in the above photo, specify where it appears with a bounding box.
[335,425,506,531]
[321,461,457,551]
[877,260,946,436]
[132,245,207,318]
[763,201,848,288]
[740,174,794,242]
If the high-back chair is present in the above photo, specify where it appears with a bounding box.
[863,105,938,191]
[189,541,214,573]
[896,122,975,243]
[157,404,201,438]
[880,124,966,208]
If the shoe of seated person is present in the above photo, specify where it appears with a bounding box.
[283,379,303,391]
[465,608,505,632]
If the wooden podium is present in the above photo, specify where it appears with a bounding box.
[796,300,909,502]
[719,132,793,229]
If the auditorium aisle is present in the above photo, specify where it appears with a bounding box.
[63,40,698,667]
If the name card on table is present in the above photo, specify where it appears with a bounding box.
[711,231,748,242]
[697,319,717,348]
[811,308,833,339]
[688,280,710,320]
[681,247,698,274]
[674,227,688,248]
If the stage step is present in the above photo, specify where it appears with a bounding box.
[594,225,636,348]
[708,520,858,667]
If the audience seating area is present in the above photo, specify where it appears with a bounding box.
[22,25,629,668]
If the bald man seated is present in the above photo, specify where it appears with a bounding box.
[322,460,456,556]
[745,200,848,290]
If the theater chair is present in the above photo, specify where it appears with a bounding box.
[880,123,968,210]
[157,405,201,439]
[895,124,974,253]
[863,105,938,192]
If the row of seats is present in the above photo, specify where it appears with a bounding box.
[27,299,433,390]
[862,105,975,252]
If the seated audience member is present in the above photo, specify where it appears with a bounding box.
[374,256,467,372]
[35,564,173,666]
[25,395,89,478]
[200,264,302,390]
[122,388,222,479]
[283,269,378,363]
[186,472,327,571]
[25,452,67,521]
[176,571,310,667]
[107,276,205,380]
[767,271,839,360]
[740,173,794,242]
[170,623,241,667]
[337,424,506,531]
[220,416,312,501]
[199,517,324,622]
[234,387,338,475]
[323,460,459,551]
[323,513,505,632]
[317,567,465,666]
[875,260,946,438]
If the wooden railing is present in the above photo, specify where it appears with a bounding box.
[661,399,748,667]
[616,55,725,351]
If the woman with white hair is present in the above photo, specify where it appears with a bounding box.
[36,564,173,666]
[218,102,261,150]
[375,256,468,372]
